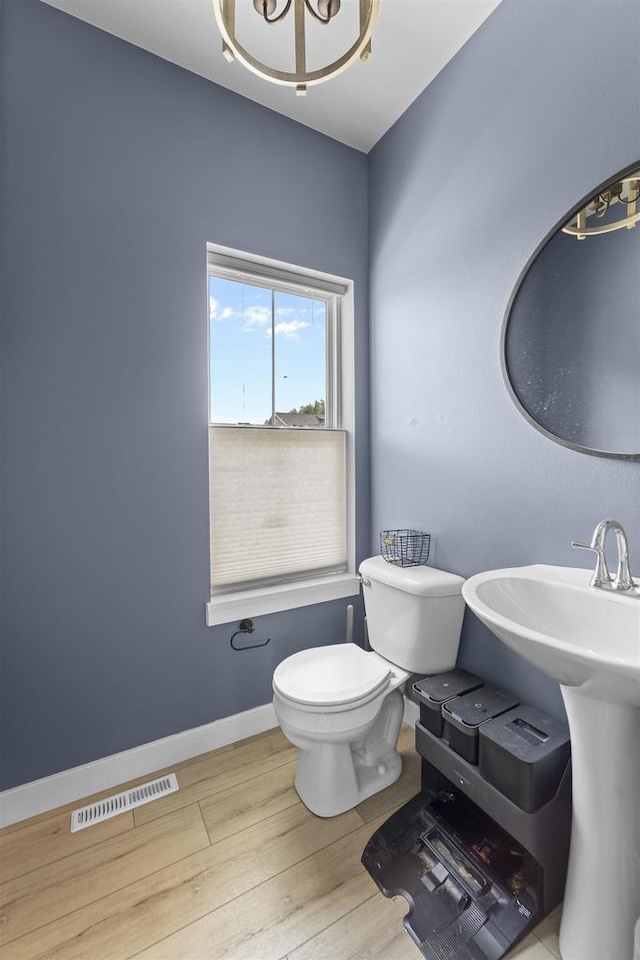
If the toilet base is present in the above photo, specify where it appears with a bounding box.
[295,740,403,818]
[291,689,406,818]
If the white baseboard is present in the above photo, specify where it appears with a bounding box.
[1,696,418,830]
[0,702,277,829]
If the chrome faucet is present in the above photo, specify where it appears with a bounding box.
[572,519,639,596]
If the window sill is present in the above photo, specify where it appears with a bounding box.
[206,573,361,626]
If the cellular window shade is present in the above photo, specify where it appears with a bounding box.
[210,426,347,589]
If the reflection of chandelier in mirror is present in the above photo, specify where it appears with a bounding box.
[212,0,379,95]
[562,172,640,239]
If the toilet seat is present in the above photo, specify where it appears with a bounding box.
[273,644,391,708]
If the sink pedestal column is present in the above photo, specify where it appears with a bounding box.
[559,687,640,960]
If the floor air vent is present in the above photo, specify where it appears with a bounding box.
[70,773,179,832]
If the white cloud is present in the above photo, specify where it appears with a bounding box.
[243,305,271,329]
[211,300,312,338]
[210,297,235,321]
[270,320,311,340]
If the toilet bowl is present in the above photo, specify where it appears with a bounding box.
[273,643,410,817]
[272,557,467,818]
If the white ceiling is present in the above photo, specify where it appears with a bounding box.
[40,0,500,152]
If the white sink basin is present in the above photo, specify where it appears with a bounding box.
[462,564,640,704]
[462,563,640,960]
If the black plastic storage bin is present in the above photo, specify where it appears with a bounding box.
[479,704,571,812]
[412,670,482,737]
[443,687,519,764]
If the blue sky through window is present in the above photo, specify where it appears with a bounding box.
[209,276,326,424]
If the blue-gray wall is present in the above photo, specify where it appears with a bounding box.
[368,0,640,720]
[0,0,369,789]
[2,0,639,790]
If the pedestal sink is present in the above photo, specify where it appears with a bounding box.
[462,564,640,960]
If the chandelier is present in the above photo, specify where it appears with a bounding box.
[562,171,640,239]
[212,0,380,95]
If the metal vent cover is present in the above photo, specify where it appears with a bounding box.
[70,773,179,832]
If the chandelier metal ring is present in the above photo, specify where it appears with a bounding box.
[212,0,380,92]
[562,174,640,238]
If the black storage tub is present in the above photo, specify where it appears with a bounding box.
[412,670,482,737]
[479,704,571,812]
[442,686,519,764]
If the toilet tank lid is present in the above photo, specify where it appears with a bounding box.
[359,556,465,597]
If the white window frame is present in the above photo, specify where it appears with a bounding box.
[205,244,359,626]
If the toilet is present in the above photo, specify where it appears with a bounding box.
[272,556,466,817]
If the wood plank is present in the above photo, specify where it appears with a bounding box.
[287,890,421,960]
[0,804,209,946]
[4,802,363,959]
[0,808,134,883]
[199,760,299,845]
[134,729,297,826]
[134,814,388,960]
[396,723,417,753]
[529,905,562,960]
[505,932,557,959]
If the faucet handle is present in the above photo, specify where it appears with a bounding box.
[571,540,594,552]
[571,539,611,587]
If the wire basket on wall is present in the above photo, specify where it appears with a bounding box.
[380,530,431,567]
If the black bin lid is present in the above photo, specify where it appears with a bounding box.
[443,687,519,731]
[413,669,482,705]
[479,704,570,761]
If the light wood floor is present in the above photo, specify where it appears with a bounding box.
[0,724,562,960]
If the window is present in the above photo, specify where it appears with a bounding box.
[206,246,358,625]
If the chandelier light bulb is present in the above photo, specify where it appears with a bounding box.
[253,0,278,16]
[317,0,341,20]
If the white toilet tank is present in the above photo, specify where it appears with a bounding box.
[359,556,466,674]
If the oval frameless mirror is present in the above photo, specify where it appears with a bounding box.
[502,161,640,460]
